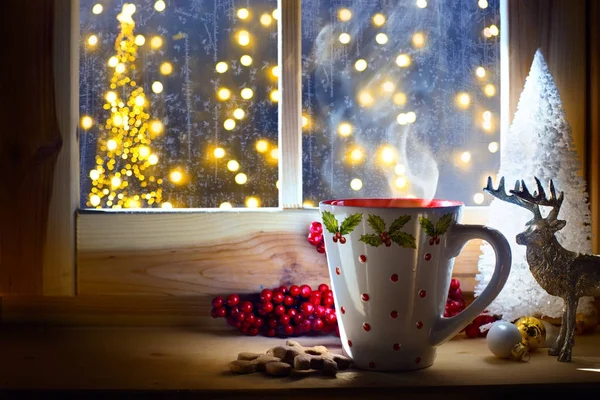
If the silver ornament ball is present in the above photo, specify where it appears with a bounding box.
[487,321,523,358]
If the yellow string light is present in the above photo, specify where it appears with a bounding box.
[380,146,395,164]
[148,154,159,165]
[349,147,364,162]
[394,164,406,175]
[154,0,166,12]
[337,122,353,137]
[107,139,118,151]
[138,146,150,158]
[150,36,163,49]
[338,8,352,21]
[160,62,173,75]
[484,84,496,97]
[152,81,163,93]
[241,88,254,99]
[303,201,314,208]
[272,9,280,20]
[219,202,232,209]
[235,173,248,185]
[90,169,100,180]
[473,193,485,204]
[488,142,499,153]
[134,95,145,106]
[237,8,249,19]
[396,54,411,67]
[162,202,173,209]
[395,176,408,189]
[260,13,272,26]
[214,147,225,158]
[375,33,388,44]
[108,56,119,68]
[170,170,183,183]
[489,25,499,36]
[224,119,236,130]
[240,55,253,66]
[302,115,309,128]
[227,160,240,171]
[92,4,103,14]
[476,66,486,78]
[416,0,428,8]
[393,92,407,105]
[382,81,395,93]
[270,148,279,160]
[460,151,472,163]
[339,33,351,44]
[150,120,164,134]
[134,35,145,46]
[233,108,245,119]
[354,59,368,71]
[245,197,260,208]
[81,116,94,129]
[412,32,425,48]
[372,13,386,26]
[90,194,101,207]
[271,66,279,78]
[217,88,231,101]
[256,140,269,153]
[358,91,374,106]
[270,90,279,102]
[88,35,98,46]
[478,0,489,9]
[215,62,228,73]
[456,92,471,108]
[350,178,363,191]
[237,30,250,46]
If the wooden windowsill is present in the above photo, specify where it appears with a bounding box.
[1,326,599,396]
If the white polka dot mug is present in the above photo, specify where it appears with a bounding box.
[319,198,511,371]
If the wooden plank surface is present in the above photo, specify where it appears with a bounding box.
[0,326,598,393]
[0,1,62,295]
[77,211,485,296]
[42,0,78,296]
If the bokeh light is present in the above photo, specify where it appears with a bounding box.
[233,108,245,119]
[223,119,236,130]
[160,62,173,75]
[354,59,368,72]
[92,4,103,14]
[150,36,163,49]
[88,35,98,46]
[375,33,388,44]
[215,62,228,73]
[235,173,248,185]
[237,8,249,20]
[338,122,353,137]
[241,88,254,99]
[227,160,240,171]
[213,147,225,158]
[151,81,163,94]
[240,55,253,66]
[256,140,269,153]
[350,178,363,191]
[396,54,411,67]
[338,8,352,21]
[339,33,351,44]
[81,115,94,129]
[154,0,166,12]
[372,13,386,26]
[246,197,260,208]
[412,33,425,48]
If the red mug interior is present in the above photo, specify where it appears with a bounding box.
[320,198,463,208]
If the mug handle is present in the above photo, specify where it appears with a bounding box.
[429,224,512,347]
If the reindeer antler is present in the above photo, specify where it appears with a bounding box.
[484,176,542,219]
[508,177,564,221]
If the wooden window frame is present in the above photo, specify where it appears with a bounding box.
[2,0,592,325]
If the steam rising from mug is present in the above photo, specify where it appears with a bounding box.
[308,8,439,201]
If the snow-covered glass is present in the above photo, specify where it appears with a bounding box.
[79,1,279,209]
[301,0,501,206]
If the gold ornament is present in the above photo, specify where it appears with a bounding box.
[515,316,546,350]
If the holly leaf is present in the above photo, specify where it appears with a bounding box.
[366,214,386,235]
[340,213,363,235]
[321,211,339,234]
[419,217,436,236]
[359,234,382,247]
[391,231,417,249]
[436,214,454,235]
[389,215,411,235]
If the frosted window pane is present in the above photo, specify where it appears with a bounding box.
[80,0,279,209]
[302,0,501,206]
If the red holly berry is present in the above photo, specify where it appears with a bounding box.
[322,296,334,307]
[211,296,225,308]
[332,236,338,243]
[300,285,312,298]
[274,304,286,316]
[429,238,435,245]
[289,285,301,297]
[336,232,342,239]
[272,291,284,304]
[435,237,441,244]
[287,308,297,317]
[245,313,256,325]
[318,283,329,292]
[314,305,326,318]
[260,289,273,303]
[235,312,246,323]
[325,313,337,325]
[312,318,324,331]
[300,302,314,316]
[316,243,325,253]
[254,317,264,327]
[293,314,304,325]
[390,274,399,282]
[227,294,240,307]
[309,292,322,305]
[450,279,460,290]
[240,301,253,314]
[363,323,371,331]
[278,285,288,294]
[280,314,291,326]
[283,324,294,336]
[339,237,347,244]
[283,295,295,307]
[424,253,432,261]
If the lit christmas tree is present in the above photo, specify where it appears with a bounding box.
[87,3,165,209]
[475,49,594,321]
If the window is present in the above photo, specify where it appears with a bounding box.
[79,0,500,209]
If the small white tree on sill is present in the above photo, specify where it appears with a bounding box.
[475,49,594,321]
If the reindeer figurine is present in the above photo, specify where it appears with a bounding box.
[484,176,600,362]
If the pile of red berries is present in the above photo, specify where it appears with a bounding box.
[211,284,339,337]
[444,278,466,318]
[464,313,500,338]
[307,221,326,254]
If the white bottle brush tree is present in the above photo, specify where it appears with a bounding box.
[475,49,594,321]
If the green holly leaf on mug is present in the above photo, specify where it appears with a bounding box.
[340,213,363,235]
[391,231,417,249]
[366,214,386,235]
[389,215,411,235]
[419,217,436,236]
[322,211,339,234]
[436,214,454,235]
[359,234,382,247]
